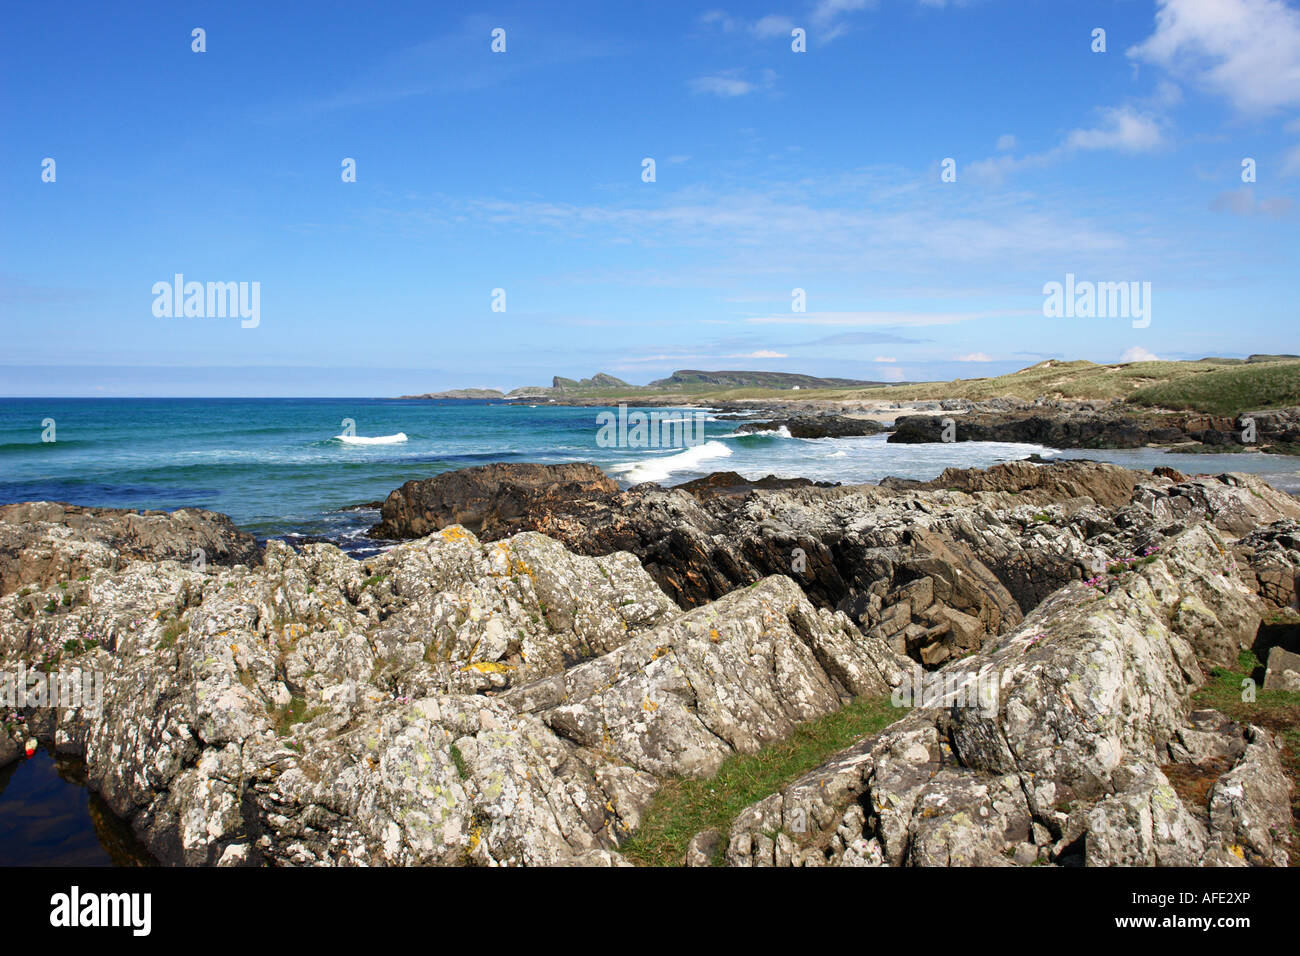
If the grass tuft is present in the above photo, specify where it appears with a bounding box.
[620,693,904,867]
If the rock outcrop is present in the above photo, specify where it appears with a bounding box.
[735,416,886,439]
[711,526,1292,867]
[369,463,618,540]
[0,502,261,597]
[505,576,914,778]
[888,403,1300,455]
[0,522,908,865]
[363,460,1300,674]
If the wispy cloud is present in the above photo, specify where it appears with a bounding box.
[434,179,1135,276]
[254,17,610,122]
[689,68,777,97]
[1283,143,1300,176]
[748,310,1031,327]
[1209,188,1295,217]
[969,107,1164,182]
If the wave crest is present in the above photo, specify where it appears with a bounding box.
[610,440,732,484]
[335,432,408,445]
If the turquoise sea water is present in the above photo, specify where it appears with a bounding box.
[2,398,1298,557]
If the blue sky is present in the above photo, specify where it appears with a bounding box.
[1,0,1298,396]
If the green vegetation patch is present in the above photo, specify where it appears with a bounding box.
[158,618,187,648]
[273,695,324,736]
[1129,361,1300,415]
[620,693,904,867]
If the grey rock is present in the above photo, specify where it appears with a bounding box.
[1263,645,1300,691]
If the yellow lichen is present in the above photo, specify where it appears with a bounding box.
[460,661,512,674]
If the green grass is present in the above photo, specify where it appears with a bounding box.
[620,693,905,867]
[273,695,324,736]
[1193,649,1300,718]
[61,637,98,657]
[1128,361,1300,415]
[158,618,187,649]
[449,742,469,780]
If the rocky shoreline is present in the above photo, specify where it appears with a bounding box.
[517,394,1300,455]
[887,400,1300,455]
[3,456,1299,867]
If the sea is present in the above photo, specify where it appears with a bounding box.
[2,395,1299,863]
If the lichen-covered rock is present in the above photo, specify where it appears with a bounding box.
[1207,725,1293,866]
[0,526,678,865]
[1083,764,1211,867]
[4,460,1294,868]
[506,575,914,778]
[1129,472,1300,537]
[714,525,1292,868]
[364,460,1298,676]
[0,501,261,596]
[245,695,632,866]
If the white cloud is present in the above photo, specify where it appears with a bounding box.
[1120,346,1160,362]
[689,68,776,97]
[1065,107,1164,153]
[969,107,1163,182]
[698,10,801,40]
[731,349,788,358]
[955,352,992,361]
[691,74,755,97]
[874,355,898,362]
[1129,0,1300,115]
[753,15,796,38]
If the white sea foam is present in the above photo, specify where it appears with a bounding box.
[610,440,732,484]
[720,425,793,439]
[336,432,408,445]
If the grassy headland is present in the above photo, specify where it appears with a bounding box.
[407,358,1300,414]
[692,359,1300,412]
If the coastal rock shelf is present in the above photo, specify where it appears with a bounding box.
[2,460,1297,866]
[888,402,1300,454]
